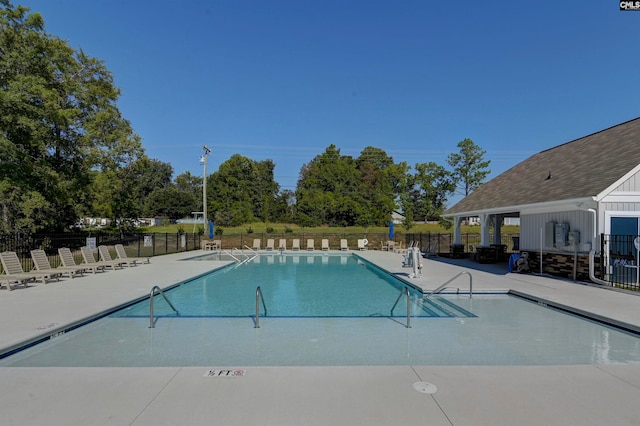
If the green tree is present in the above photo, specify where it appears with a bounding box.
[208,154,279,226]
[175,171,202,200]
[296,145,364,226]
[271,189,296,223]
[134,158,173,209]
[356,146,409,226]
[296,145,411,227]
[87,111,145,235]
[411,162,455,221]
[447,138,491,196]
[144,186,197,220]
[0,2,143,233]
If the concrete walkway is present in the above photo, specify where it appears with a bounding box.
[1,250,639,425]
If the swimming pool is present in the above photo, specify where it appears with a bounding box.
[1,254,639,367]
[125,254,473,318]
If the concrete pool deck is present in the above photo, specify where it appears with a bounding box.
[0,250,639,425]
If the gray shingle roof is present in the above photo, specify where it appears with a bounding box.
[445,117,640,215]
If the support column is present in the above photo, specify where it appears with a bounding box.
[453,216,463,244]
[493,215,503,245]
[480,214,491,247]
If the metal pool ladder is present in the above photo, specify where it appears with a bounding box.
[423,271,473,299]
[255,286,267,328]
[149,285,179,328]
[390,286,412,328]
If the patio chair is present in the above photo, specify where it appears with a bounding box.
[307,239,315,251]
[0,273,31,291]
[292,239,301,251]
[31,249,83,279]
[357,239,368,251]
[278,239,287,251]
[114,244,150,265]
[381,241,395,251]
[202,240,217,251]
[266,239,275,251]
[252,239,261,251]
[59,247,105,274]
[98,245,133,268]
[321,239,329,251]
[424,241,438,258]
[0,251,56,285]
[340,239,349,251]
[81,246,122,271]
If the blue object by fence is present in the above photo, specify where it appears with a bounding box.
[507,253,520,272]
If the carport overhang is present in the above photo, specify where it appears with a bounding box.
[443,196,597,247]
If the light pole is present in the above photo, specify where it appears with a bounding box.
[200,145,211,228]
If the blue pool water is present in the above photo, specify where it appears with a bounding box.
[118,254,472,318]
[1,254,639,367]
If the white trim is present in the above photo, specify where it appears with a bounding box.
[596,164,640,201]
[444,197,596,218]
[606,191,640,197]
[604,210,640,235]
[600,192,640,203]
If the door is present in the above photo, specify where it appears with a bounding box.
[610,216,639,283]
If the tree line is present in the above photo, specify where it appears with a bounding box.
[0,2,490,235]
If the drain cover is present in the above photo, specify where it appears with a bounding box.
[413,381,437,394]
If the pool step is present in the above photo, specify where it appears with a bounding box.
[417,296,476,318]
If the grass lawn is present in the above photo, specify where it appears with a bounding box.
[143,222,520,236]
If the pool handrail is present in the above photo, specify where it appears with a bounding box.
[221,250,242,263]
[223,248,257,266]
[149,285,179,328]
[255,286,267,328]
[424,271,473,299]
[390,286,411,328]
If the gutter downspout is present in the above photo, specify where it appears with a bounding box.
[587,208,609,286]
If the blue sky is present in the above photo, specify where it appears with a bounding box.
[21,0,640,205]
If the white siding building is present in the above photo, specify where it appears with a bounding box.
[443,117,640,284]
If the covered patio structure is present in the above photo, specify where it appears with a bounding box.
[444,117,640,283]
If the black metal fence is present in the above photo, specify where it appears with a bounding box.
[600,233,640,291]
[0,230,520,275]
[405,232,520,256]
[0,232,204,273]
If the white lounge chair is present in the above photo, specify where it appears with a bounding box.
[321,239,329,251]
[31,249,83,278]
[81,246,122,271]
[0,251,56,285]
[0,273,31,291]
[278,239,287,251]
[252,239,261,251]
[99,245,135,268]
[382,241,395,251]
[202,240,218,250]
[292,239,301,251]
[340,239,349,251]
[114,244,150,264]
[59,247,105,274]
[266,239,275,251]
[0,252,35,290]
[307,239,315,251]
[357,239,368,251]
